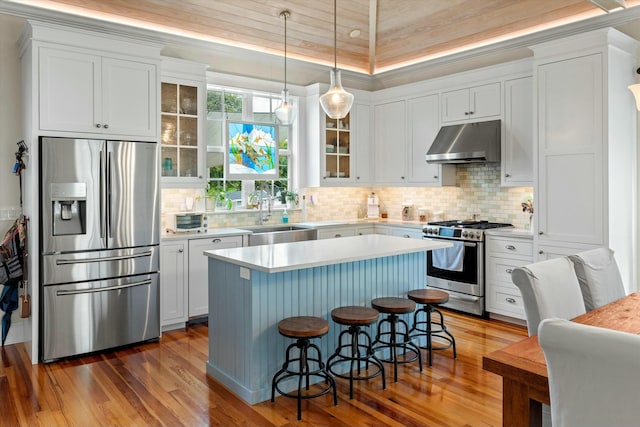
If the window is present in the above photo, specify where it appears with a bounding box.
[206,85,295,208]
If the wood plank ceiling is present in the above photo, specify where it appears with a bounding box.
[12,0,640,74]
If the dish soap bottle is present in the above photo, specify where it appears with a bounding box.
[282,209,288,223]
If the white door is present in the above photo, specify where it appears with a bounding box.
[503,77,533,186]
[374,100,406,184]
[160,241,187,326]
[408,94,442,184]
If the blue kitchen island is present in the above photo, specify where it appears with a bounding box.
[204,234,451,404]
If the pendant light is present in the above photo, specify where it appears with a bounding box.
[629,68,640,111]
[319,0,354,119]
[275,10,296,125]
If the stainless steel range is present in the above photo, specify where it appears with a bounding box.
[422,220,512,317]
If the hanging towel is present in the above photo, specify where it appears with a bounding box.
[432,241,465,272]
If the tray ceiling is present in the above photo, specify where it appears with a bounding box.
[4,0,640,75]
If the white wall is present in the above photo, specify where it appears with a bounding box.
[0,13,27,346]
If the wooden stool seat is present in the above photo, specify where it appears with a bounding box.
[371,297,416,314]
[331,306,380,326]
[277,316,329,338]
[407,289,450,305]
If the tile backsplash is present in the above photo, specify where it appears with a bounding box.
[161,164,533,231]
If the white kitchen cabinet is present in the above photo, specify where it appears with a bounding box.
[354,225,375,235]
[188,235,243,318]
[374,100,407,184]
[532,29,637,290]
[485,235,533,320]
[160,58,208,187]
[408,94,455,186]
[502,76,533,186]
[391,227,423,239]
[441,82,501,123]
[160,240,188,328]
[39,46,157,138]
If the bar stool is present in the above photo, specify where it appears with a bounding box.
[326,306,386,399]
[408,289,457,366]
[370,297,422,382]
[271,316,338,420]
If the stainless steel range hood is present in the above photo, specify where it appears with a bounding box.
[425,120,500,164]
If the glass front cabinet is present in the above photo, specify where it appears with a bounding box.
[324,113,351,180]
[160,59,207,187]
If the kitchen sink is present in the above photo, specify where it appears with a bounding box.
[243,225,317,246]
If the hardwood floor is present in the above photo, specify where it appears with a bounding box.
[0,310,526,427]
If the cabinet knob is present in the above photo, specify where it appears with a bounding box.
[334,234,342,238]
[505,245,516,251]
[403,234,410,238]
[433,176,438,179]
[505,268,513,274]
[505,297,516,304]
[103,124,109,129]
[469,111,474,115]
[212,238,222,243]
[178,248,183,253]
[505,173,511,177]
[464,112,470,116]
[401,176,405,180]
[356,176,360,180]
[539,250,544,254]
[538,231,544,235]
[95,124,101,128]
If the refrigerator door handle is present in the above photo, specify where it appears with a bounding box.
[56,251,153,265]
[99,149,106,240]
[107,151,112,239]
[55,279,152,296]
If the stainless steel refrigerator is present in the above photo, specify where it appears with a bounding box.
[39,137,160,362]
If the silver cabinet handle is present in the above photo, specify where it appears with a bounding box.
[178,249,184,253]
[505,245,516,251]
[103,124,109,129]
[505,173,511,177]
[505,268,513,274]
[57,279,152,296]
[505,297,516,304]
[212,238,222,243]
[334,234,342,237]
[57,251,152,265]
[96,123,101,128]
[433,176,438,179]
[538,231,544,235]
[403,234,411,238]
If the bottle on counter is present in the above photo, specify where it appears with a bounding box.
[282,209,288,223]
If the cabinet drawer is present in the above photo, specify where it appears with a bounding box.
[488,285,525,319]
[487,237,533,257]
[487,257,523,286]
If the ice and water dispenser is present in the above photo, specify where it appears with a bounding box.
[50,183,87,236]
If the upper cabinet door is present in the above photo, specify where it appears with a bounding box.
[374,100,407,184]
[441,82,501,123]
[502,76,533,186]
[102,58,157,137]
[39,48,101,133]
[38,47,157,139]
[408,94,454,185]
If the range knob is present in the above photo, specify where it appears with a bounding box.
[462,231,468,238]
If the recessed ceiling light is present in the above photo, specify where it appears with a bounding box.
[349,29,361,38]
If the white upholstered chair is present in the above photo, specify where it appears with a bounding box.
[568,248,626,311]
[511,257,587,336]
[538,318,640,427]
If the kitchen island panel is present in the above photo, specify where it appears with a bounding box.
[207,252,426,404]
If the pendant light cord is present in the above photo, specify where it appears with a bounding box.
[333,0,337,72]
[283,11,288,90]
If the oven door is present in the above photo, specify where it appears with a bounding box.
[425,238,480,285]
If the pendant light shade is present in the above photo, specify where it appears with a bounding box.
[630,68,640,111]
[319,0,353,119]
[275,10,296,125]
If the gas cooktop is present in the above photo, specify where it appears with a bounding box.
[427,220,514,230]
[423,220,513,241]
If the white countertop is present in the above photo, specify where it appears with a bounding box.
[204,234,451,273]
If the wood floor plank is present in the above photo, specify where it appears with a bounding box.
[0,310,526,427]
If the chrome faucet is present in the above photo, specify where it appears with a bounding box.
[257,183,273,224]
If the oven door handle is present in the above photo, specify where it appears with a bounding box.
[423,237,478,248]
[446,293,481,303]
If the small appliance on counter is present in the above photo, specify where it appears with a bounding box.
[401,202,413,221]
[166,211,208,233]
[367,193,380,219]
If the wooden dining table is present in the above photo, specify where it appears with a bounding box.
[483,292,640,427]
